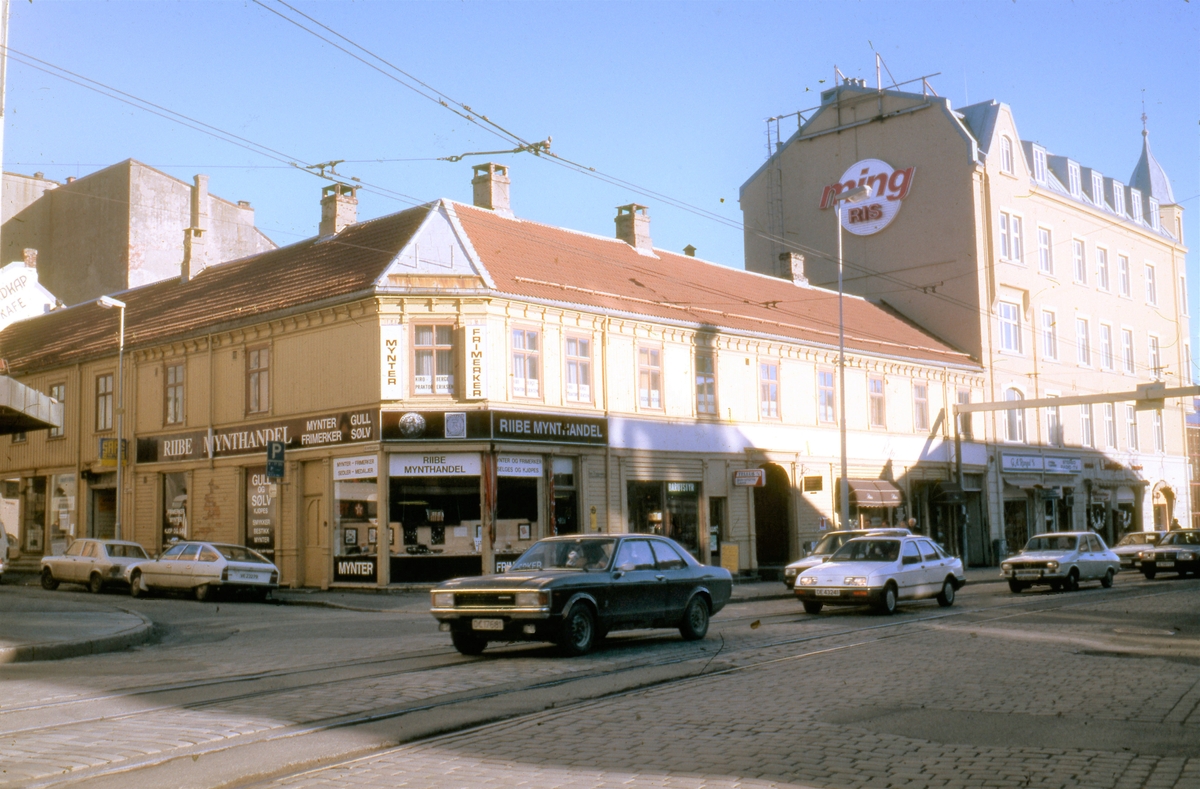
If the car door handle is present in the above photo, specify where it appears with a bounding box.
[656,574,665,581]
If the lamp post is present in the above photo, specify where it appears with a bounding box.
[834,185,870,530]
[98,296,126,540]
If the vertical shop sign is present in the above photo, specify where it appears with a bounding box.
[245,466,278,560]
[162,472,188,548]
[464,323,488,400]
[381,322,404,400]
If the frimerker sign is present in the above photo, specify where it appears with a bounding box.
[380,409,608,446]
[137,409,378,463]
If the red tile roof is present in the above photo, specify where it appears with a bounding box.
[450,202,976,367]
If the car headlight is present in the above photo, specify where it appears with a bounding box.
[844,577,867,587]
[1179,552,1196,561]
[1137,550,1147,559]
[515,591,548,607]
[1046,561,1059,570]
[1001,562,1012,572]
[799,576,817,586]
[784,567,798,578]
[431,591,455,608]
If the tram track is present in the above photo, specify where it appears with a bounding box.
[9,580,1193,789]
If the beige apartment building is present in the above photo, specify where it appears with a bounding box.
[741,78,1190,552]
[0,167,984,586]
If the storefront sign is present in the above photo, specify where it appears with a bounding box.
[464,323,488,400]
[245,467,278,560]
[334,455,378,480]
[1043,456,1083,474]
[98,438,127,467]
[667,482,697,494]
[0,261,56,330]
[733,469,766,487]
[1000,454,1083,474]
[1092,489,1112,502]
[137,409,379,463]
[381,323,404,400]
[380,409,608,446]
[333,555,377,583]
[1001,454,1043,472]
[819,158,915,236]
[497,455,542,477]
[389,452,481,476]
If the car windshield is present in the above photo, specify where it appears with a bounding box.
[1025,535,1077,552]
[829,539,900,562]
[106,544,149,559]
[812,532,860,555]
[509,538,616,572]
[1160,531,1200,546]
[1115,533,1159,547]
[215,545,270,563]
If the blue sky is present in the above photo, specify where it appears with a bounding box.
[5,1,1196,315]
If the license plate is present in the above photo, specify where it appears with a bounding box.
[231,572,266,583]
[1015,571,1041,579]
[816,589,841,597]
[1158,561,1174,568]
[472,618,504,631]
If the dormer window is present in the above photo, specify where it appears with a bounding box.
[1032,146,1047,183]
[1091,172,1105,208]
[1130,188,1144,223]
[1000,136,1014,174]
[1111,182,1125,217]
[1149,197,1161,230]
[1067,162,1081,197]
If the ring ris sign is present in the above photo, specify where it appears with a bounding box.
[819,158,916,236]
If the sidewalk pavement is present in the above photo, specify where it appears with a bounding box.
[0,566,1006,661]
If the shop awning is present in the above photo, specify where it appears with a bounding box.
[846,479,902,508]
[0,375,63,435]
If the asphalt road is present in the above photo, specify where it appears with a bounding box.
[1,574,1197,789]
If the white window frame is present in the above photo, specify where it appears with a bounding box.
[999,212,1010,260]
[1099,323,1114,370]
[1037,227,1053,274]
[1149,197,1161,230]
[565,335,593,404]
[1075,318,1090,366]
[1091,172,1105,208]
[1111,182,1125,216]
[413,324,455,396]
[1004,388,1026,443]
[1068,162,1081,197]
[1131,188,1144,222]
[1045,398,1062,446]
[1041,309,1057,361]
[1145,263,1157,305]
[1118,254,1131,297]
[1000,135,1014,174]
[1153,410,1164,453]
[511,327,541,399]
[1079,403,1093,448]
[1033,146,1047,183]
[1103,403,1117,448]
[694,352,716,416]
[1072,239,1087,284]
[1096,247,1109,291]
[1148,335,1161,379]
[818,368,836,424]
[759,362,779,419]
[912,381,929,433]
[49,383,66,438]
[868,375,886,429]
[637,345,663,410]
[998,301,1022,353]
[1125,404,1139,451]
[1180,275,1189,316]
[1121,328,1135,375]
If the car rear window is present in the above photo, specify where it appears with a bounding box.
[106,544,149,559]
[215,545,271,563]
[650,540,688,570]
[918,540,940,562]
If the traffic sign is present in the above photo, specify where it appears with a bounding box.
[266,440,286,480]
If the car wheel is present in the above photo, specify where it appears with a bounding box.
[88,573,105,595]
[1101,568,1115,589]
[41,568,60,591]
[450,629,487,656]
[1064,569,1080,592]
[194,583,213,602]
[1007,579,1025,594]
[874,583,898,615]
[802,600,823,615]
[1143,567,1156,580]
[936,578,956,607]
[679,596,710,641]
[129,570,145,598]
[559,603,596,656]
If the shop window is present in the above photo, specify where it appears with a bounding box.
[498,476,539,521]
[165,363,185,425]
[247,347,269,414]
[818,369,836,423]
[414,325,455,395]
[48,383,65,438]
[759,362,779,418]
[162,472,188,549]
[511,328,540,398]
[912,382,928,432]
[695,353,716,415]
[335,476,378,559]
[245,467,278,560]
[627,480,700,558]
[50,474,76,554]
[552,457,578,535]
[638,346,662,409]
[392,477,481,555]
[708,496,726,560]
[868,376,886,428]
[565,336,591,402]
[96,373,114,431]
[23,476,48,552]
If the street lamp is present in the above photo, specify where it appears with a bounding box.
[98,295,126,541]
[834,185,871,530]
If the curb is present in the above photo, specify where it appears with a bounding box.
[0,606,154,664]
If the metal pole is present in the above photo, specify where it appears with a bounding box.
[837,201,849,531]
[115,305,125,541]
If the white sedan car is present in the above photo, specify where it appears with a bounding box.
[794,535,966,615]
[782,527,911,589]
[128,541,279,601]
[1000,531,1120,593]
[40,539,150,593]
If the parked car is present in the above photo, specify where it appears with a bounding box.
[0,531,10,583]
[1138,529,1200,579]
[781,527,911,589]
[794,535,965,615]
[1000,532,1120,593]
[40,539,150,593]
[127,541,279,601]
[1111,530,1167,571]
[430,534,733,656]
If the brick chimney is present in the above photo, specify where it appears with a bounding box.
[320,183,358,237]
[615,204,652,253]
[181,227,206,282]
[471,163,512,217]
[780,252,808,286]
[22,248,37,269]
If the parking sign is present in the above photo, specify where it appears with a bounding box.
[266,441,285,480]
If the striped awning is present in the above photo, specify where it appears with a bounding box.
[846,479,902,508]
